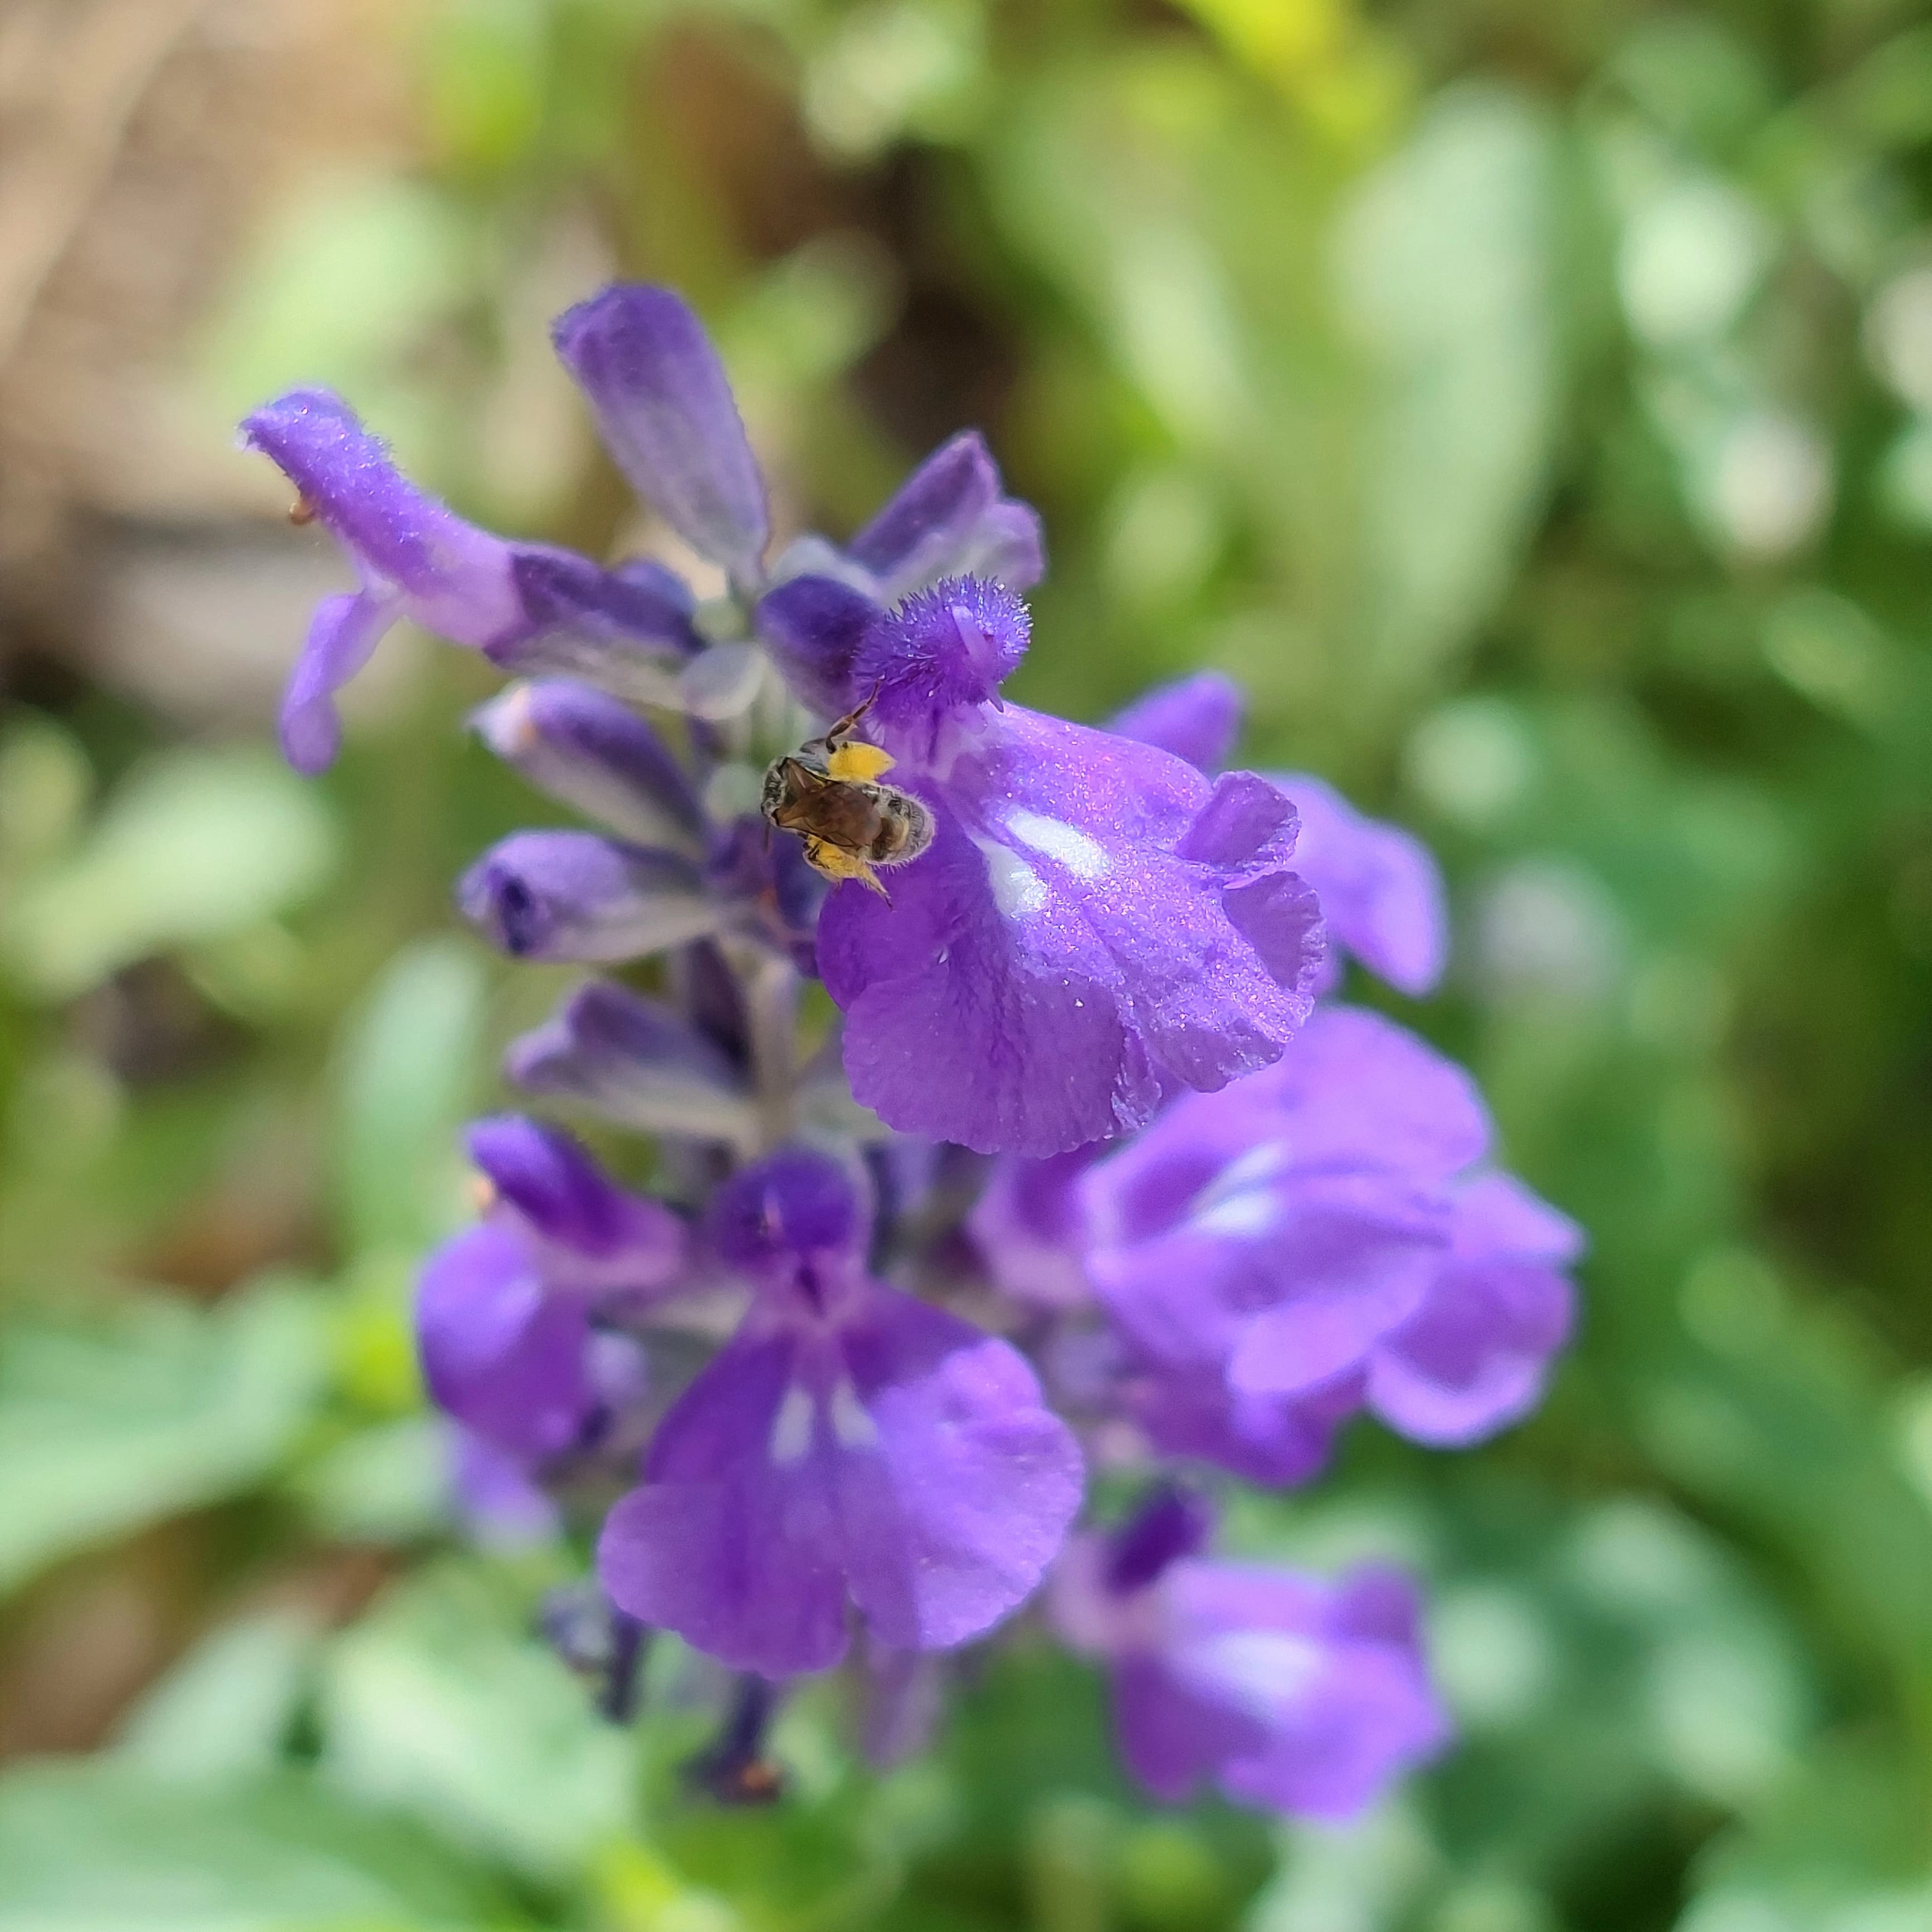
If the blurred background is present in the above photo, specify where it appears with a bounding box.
[1,1,1929,1927]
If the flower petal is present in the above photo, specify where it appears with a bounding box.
[552,285,770,577]
[755,573,880,720]
[243,389,523,641]
[834,1289,1084,1652]
[968,1149,1101,1309]
[598,1327,851,1676]
[1109,672,1245,774]
[847,431,1046,599]
[279,591,395,774]
[458,831,719,963]
[472,679,704,851]
[506,979,758,1150]
[466,1114,685,1285]
[491,552,703,702]
[1366,1174,1579,1446]
[819,710,1320,1155]
[1275,773,1447,997]
[416,1220,593,1458]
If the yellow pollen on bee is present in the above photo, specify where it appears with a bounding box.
[825,741,896,783]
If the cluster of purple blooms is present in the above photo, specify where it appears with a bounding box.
[245,285,1582,1820]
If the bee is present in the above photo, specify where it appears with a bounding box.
[760,691,935,900]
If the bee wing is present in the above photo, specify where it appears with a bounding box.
[825,742,896,783]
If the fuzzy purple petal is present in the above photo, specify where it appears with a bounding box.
[1129,1364,1349,1486]
[1109,672,1245,774]
[1275,773,1448,997]
[552,285,770,577]
[243,389,523,640]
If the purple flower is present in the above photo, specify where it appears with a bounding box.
[1108,671,1245,774]
[416,1116,685,1459]
[833,430,1045,601]
[552,286,771,583]
[1051,1492,1450,1819]
[241,390,700,773]
[597,1149,1083,1677]
[1111,674,1447,997]
[1275,774,1447,998]
[472,680,704,853]
[765,578,1325,1155]
[458,832,719,963]
[1079,1005,1578,1479]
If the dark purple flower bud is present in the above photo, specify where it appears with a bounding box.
[1102,1487,1215,1592]
[1109,672,1246,774]
[1272,773,1448,997]
[847,431,1046,600]
[706,1146,867,1280]
[552,285,770,580]
[491,554,705,706]
[472,681,703,851]
[506,979,758,1150]
[1051,1536,1451,1821]
[466,1114,681,1267]
[458,831,718,963]
[597,1147,1084,1678]
[754,573,881,723]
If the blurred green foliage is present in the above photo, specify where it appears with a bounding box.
[2,1,1930,1928]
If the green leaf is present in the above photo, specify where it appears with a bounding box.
[1336,83,1562,695]
[0,1762,515,1932]
[0,1284,328,1594]
[316,1564,631,1884]
[116,1608,323,1779]
[1,748,338,999]
[331,940,489,1259]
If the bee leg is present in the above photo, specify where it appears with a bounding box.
[823,680,885,746]
[803,837,892,902]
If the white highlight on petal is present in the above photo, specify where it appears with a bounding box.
[972,834,1049,920]
[1189,1629,1323,1719]
[1188,1139,1291,1238]
[1001,808,1111,881]
[828,1377,879,1451]
[769,1384,817,1466]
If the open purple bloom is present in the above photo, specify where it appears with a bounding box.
[1079,1005,1578,1479]
[765,577,1325,1155]
[1051,1492,1450,1819]
[1111,674,1447,997]
[1275,774,1448,997]
[1108,671,1246,775]
[416,1116,685,1460]
[597,1149,1083,1677]
[242,390,702,772]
